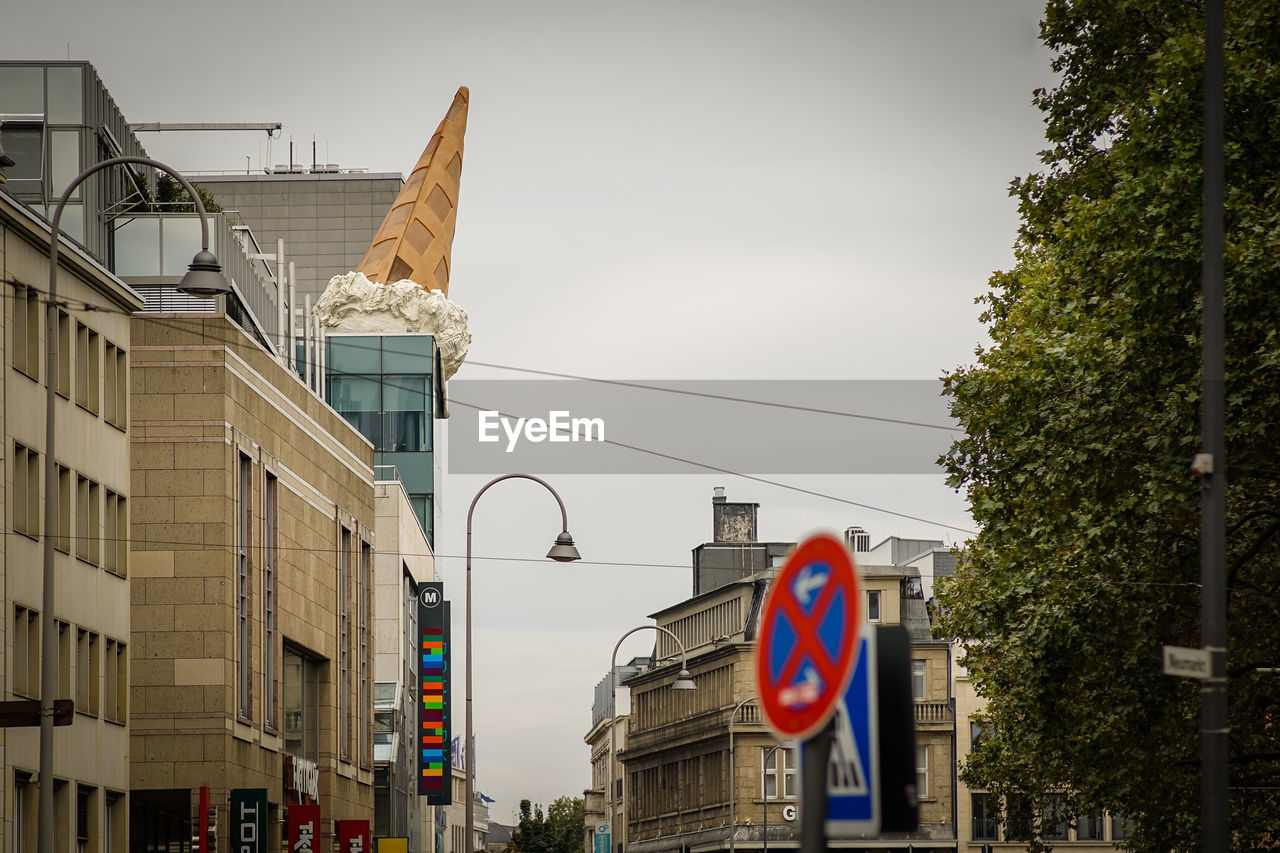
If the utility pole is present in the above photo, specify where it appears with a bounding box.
[1199,1,1229,851]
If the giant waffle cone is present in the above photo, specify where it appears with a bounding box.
[357,86,469,295]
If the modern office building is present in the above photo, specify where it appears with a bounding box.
[0,61,289,362]
[198,171,403,306]
[325,333,440,545]
[2,187,144,853]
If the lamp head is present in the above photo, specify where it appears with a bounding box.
[546,531,581,563]
[672,669,697,691]
[178,249,231,297]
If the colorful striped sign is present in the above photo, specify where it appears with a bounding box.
[418,583,452,803]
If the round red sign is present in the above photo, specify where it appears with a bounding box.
[754,533,862,739]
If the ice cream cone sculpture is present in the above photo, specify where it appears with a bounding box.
[356,86,469,296]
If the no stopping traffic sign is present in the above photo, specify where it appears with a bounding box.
[754,533,862,739]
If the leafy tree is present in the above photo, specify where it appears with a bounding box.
[936,1,1280,851]
[509,797,584,853]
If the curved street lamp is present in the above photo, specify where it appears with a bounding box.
[38,156,227,853]
[465,474,580,852]
[726,696,758,853]
[609,624,696,853]
[762,743,784,853]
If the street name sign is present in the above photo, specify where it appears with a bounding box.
[755,533,862,740]
[1163,645,1212,679]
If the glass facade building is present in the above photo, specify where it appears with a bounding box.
[326,333,439,544]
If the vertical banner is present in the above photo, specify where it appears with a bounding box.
[229,789,268,853]
[288,804,321,853]
[337,819,372,853]
[418,583,452,803]
[196,786,211,853]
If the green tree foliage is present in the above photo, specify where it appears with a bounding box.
[936,1,1280,850]
[509,797,585,853]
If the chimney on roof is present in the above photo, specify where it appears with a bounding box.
[845,526,871,554]
[712,488,758,544]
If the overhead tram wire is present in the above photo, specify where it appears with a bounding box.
[0,530,1205,590]
[11,282,1270,481]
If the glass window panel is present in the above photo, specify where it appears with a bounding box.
[111,218,161,276]
[0,66,44,114]
[382,334,434,372]
[329,376,381,445]
[160,216,202,277]
[1,125,44,184]
[50,130,80,198]
[327,336,380,374]
[383,374,429,452]
[1077,812,1104,840]
[46,65,82,123]
[57,204,84,245]
[1042,795,1068,840]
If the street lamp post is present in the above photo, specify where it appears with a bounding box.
[38,156,227,853]
[609,625,696,853]
[726,696,758,853]
[465,474,580,853]
[762,743,783,853]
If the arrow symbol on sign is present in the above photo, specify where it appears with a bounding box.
[793,566,828,607]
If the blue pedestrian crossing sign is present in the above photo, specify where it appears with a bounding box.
[822,626,880,837]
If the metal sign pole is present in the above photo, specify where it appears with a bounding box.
[799,720,834,853]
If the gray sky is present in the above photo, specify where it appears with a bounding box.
[5,0,1054,824]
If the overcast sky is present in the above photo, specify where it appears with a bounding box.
[5,0,1055,825]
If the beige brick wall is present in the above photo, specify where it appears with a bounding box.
[130,314,376,824]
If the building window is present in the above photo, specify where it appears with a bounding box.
[283,644,321,763]
[104,490,127,576]
[866,589,881,622]
[338,526,352,759]
[103,638,127,723]
[13,282,41,379]
[359,540,372,765]
[762,746,797,800]
[1077,810,1105,841]
[75,628,99,715]
[55,464,72,553]
[75,475,100,565]
[1111,814,1134,841]
[58,620,72,700]
[263,472,277,729]
[911,660,926,700]
[104,341,127,427]
[237,452,252,718]
[970,720,986,753]
[77,785,96,853]
[15,771,35,853]
[13,605,41,697]
[915,743,928,800]
[13,443,41,538]
[971,793,999,841]
[75,321,100,413]
[1042,795,1069,841]
[57,309,72,398]
[105,791,125,853]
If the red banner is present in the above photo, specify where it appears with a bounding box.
[288,804,322,853]
[337,820,371,853]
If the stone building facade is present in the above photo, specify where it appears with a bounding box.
[3,189,144,853]
[128,313,377,850]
